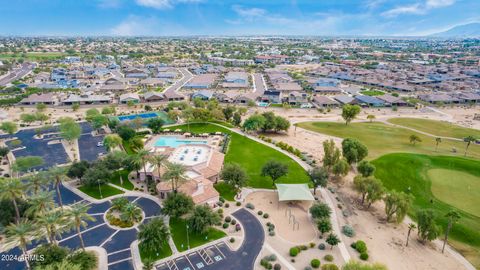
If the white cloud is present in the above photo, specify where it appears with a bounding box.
[110,15,158,36]
[381,0,456,17]
[232,5,266,21]
[426,0,456,8]
[135,0,201,10]
[364,0,385,10]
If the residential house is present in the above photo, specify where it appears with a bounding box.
[312,96,340,108]
[262,90,282,104]
[142,92,165,103]
[184,74,217,89]
[287,91,308,105]
[376,94,408,106]
[62,94,111,105]
[164,91,185,101]
[19,93,57,105]
[191,90,214,100]
[354,95,385,107]
[119,93,140,104]
[333,95,356,105]
[222,71,249,89]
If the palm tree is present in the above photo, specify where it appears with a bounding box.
[103,134,123,152]
[406,223,416,247]
[435,137,441,152]
[135,149,151,192]
[148,154,168,184]
[463,136,476,157]
[442,210,461,253]
[163,162,186,193]
[3,220,41,270]
[67,203,95,250]
[0,177,25,223]
[48,167,68,209]
[120,203,142,224]
[37,208,69,245]
[25,190,55,217]
[25,172,49,195]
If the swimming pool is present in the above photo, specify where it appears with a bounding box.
[154,137,208,148]
[257,102,270,107]
[117,111,175,124]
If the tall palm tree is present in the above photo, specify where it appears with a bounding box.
[67,203,95,250]
[135,149,151,192]
[148,154,168,184]
[463,136,476,157]
[120,203,142,224]
[37,208,69,245]
[3,220,41,270]
[103,134,123,152]
[48,167,68,209]
[163,162,186,193]
[25,172,49,195]
[435,137,441,152]
[442,210,461,253]
[0,177,25,223]
[406,223,416,247]
[25,190,55,217]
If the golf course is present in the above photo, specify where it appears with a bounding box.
[298,118,480,268]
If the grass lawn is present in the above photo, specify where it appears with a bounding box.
[163,123,310,189]
[297,121,480,159]
[169,217,226,252]
[0,52,67,61]
[78,184,124,199]
[360,90,384,96]
[139,241,172,263]
[372,153,480,268]
[110,169,134,190]
[214,182,237,201]
[387,118,480,139]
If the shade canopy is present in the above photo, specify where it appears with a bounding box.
[275,184,315,202]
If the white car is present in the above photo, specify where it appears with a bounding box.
[97,142,104,147]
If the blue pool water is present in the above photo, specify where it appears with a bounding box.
[118,112,158,121]
[154,137,207,148]
[257,102,269,107]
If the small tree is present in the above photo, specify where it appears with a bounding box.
[72,103,80,112]
[406,223,416,247]
[0,121,18,134]
[417,209,441,244]
[67,160,90,181]
[188,205,221,234]
[117,125,136,141]
[162,192,194,219]
[316,218,332,236]
[409,134,422,145]
[13,156,44,174]
[137,218,170,259]
[435,137,441,152]
[442,210,460,253]
[341,104,361,125]
[147,118,165,134]
[463,136,476,157]
[308,167,328,195]
[342,138,368,165]
[58,117,81,144]
[243,114,266,133]
[103,134,123,152]
[36,103,47,112]
[310,202,331,219]
[261,160,288,186]
[332,159,350,178]
[220,163,247,195]
[357,160,375,177]
[367,114,375,122]
[384,191,413,223]
[322,139,340,171]
[326,233,341,249]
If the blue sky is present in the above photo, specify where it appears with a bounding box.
[0,0,478,36]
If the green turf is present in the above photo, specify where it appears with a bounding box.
[297,121,480,159]
[169,217,226,252]
[427,169,480,217]
[139,241,172,263]
[163,123,310,189]
[78,184,124,199]
[110,169,134,190]
[0,52,67,61]
[360,90,384,96]
[388,118,480,139]
[214,182,237,201]
[372,153,480,268]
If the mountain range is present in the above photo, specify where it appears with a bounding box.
[430,23,480,38]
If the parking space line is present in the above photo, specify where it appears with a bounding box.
[132,197,141,203]
[108,257,131,266]
[185,254,196,270]
[166,260,179,270]
[198,249,213,265]
[90,213,105,216]
[100,230,120,247]
[214,244,226,258]
[58,222,106,243]
[107,247,131,256]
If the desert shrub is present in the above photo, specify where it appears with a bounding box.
[225,203,230,208]
[318,243,326,250]
[304,267,312,270]
[289,247,300,257]
[223,223,229,229]
[217,201,224,207]
[269,231,276,236]
[354,241,367,253]
[321,264,339,270]
[350,242,357,249]
[360,252,369,261]
[263,213,269,218]
[225,216,232,222]
[342,225,355,237]
[231,219,237,225]
[323,255,334,262]
[68,250,97,270]
[265,254,277,261]
[230,237,235,243]
[299,245,308,251]
[31,244,69,267]
[258,210,263,215]
[311,259,321,268]
[219,197,225,203]
[309,242,316,248]
[274,263,281,270]
[236,201,241,206]
[217,208,223,214]
[246,203,255,209]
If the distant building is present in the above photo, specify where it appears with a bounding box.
[191,90,214,100]
[19,93,57,105]
[119,93,140,104]
[184,74,217,89]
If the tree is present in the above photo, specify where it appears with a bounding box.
[341,138,368,164]
[59,117,81,143]
[163,162,187,192]
[0,177,24,223]
[316,218,332,236]
[341,104,361,125]
[435,137,442,152]
[71,103,80,112]
[442,210,460,253]
[406,223,416,247]
[309,202,331,219]
[82,163,111,187]
[3,220,41,270]
[222,105,235,121]
[162,192,194,218]
[463,136,476,157]
[417,209,441,244]
[138,217,170,256]
[85,108,100,121]
[367,114,375,122]
[21,113,37,124]
[66,203,95,250]
[332,159,350,178]
[135,149,151,191]
[322,140,340,171]
[365,178,384,208]
[326,233,341,249]
[261,160,288,186]
[147,118,165,134]
[101,106,114,115]
[188,205,221,234]
[90,114,108,130]
[130,137,145,153]
[232,112,242,126]
[384,191,413,223]
[357,160,375,177]
[25,172,49,195]
[0,121,18,134]
[148,154,168,184]
[25,190,54,217]
[12,156,44,174]
[243,114,266,133]
[409,134,421,145]
[117,125,136,141]
[35,112,49,124]
[220,163,247,194]
[67,160,90,181]
[342,261,387,270]
[0,146,10,158]
[120,202,142,224]
[36,103,47,112]
[308,166,328,195]
[48,167,68,209]
[37,208,69,245]
[103,134,123,152]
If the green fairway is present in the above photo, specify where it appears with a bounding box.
[372,153,480,268]
[428,169,480,217]
[78,184,124,199]
[163,123,310,189]
[214,182,237,201]
[139,241,172,263]
[360,90,384,96]
[169,217,226,252]
[388,118,480,139]
[297,121,480,159]
[110,169,134,190]
[0,52,67,61]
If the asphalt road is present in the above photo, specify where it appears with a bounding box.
[0,63,35,86]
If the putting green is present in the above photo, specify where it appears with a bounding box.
[428,168,480,217]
